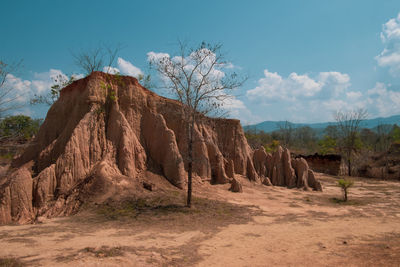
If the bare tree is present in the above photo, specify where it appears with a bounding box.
[30,74,77,106]
[277,120,294,148]
[149,41,246,207]
[0,60,24,118]
[72,44,121,75]
[31,45,122,106]
[375,123,393,152]
[334,109,368,176]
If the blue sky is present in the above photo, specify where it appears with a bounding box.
[2,0,400,124]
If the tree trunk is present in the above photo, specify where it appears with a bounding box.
[186,115,195,208]
[348,158,351,176]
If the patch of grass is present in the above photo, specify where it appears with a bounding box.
[0,153,14,160]
[0,258,24,267]
[80,246,124,258]
[330,197,361,205]
[90,191,263,233]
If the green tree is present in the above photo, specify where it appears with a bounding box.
[0,115,41,141]
[392,124,400,144]
[318,135,337,155]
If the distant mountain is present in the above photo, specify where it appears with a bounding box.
[243,115,400,133]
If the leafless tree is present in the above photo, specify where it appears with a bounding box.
[31,74,79,106]
[334,109,368,176]
[72,44,121,75]
[149,41,246,207]
[0,60,24,118]
[375,123,393,152]
[277,120,294,148]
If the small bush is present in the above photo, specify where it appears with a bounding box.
[338,178,354,202]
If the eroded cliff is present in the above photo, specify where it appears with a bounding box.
[0,72,322,225]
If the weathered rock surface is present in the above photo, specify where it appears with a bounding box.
[229,177,243,193]
[262,177,272,186]
[253,146,322,191]
[298,153,342,176]
[0,72,258,224]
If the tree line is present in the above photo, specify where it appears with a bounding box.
[245,111,400,176]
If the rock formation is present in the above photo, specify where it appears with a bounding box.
[0,72,258,224]
[253,146,322,191]
[0,72,323,225]
[297,153,342,176]
[229,177,243,193]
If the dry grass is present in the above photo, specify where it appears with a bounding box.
[0,258,24,267]
[80,189,263,234]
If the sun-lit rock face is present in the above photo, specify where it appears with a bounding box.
[253,146,322,191]
[0,72,258,224]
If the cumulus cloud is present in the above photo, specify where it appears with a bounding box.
[147,52,170,63]
[366,82,400,117]
[2,69,80,114]
[117,57,143,78]
[246,69,350,103]
[3,69,72,106]
[244,68,400,122]
[2,74,31,104]
[376,12,400,75]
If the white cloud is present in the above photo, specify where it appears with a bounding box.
[117,57,143,78]
[223,97,246,110]
[346,91,362,100]
[244,68,399,122]
[317,71,350,97]
[2,74,31,104]
[147,52,170,63]
[376,12,400,75]
[103,66,120,74]
[246,69,350,103]
[380,13,400,42]
[366,82,400,117]
[2,69,79,113]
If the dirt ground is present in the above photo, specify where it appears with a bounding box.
[1,173,400,267]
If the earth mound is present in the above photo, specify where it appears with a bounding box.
[0,72,321,224]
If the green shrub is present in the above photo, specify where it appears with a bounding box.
[338,178,354,202]
[0,115,41,141]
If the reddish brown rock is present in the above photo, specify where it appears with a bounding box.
[253,147,268,177]
[252,145,323,191]
[292,158,310,190]
[271,146,284,185]
[0,167,34,224]
[283,148,296,188]
[225,159,235,179]
[229,177,243,193]
[0,72,258,224]
[292,157,323,191]
[308,170,322,191]
[262,177,272,186]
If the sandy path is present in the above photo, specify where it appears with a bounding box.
[0,174,399,266]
